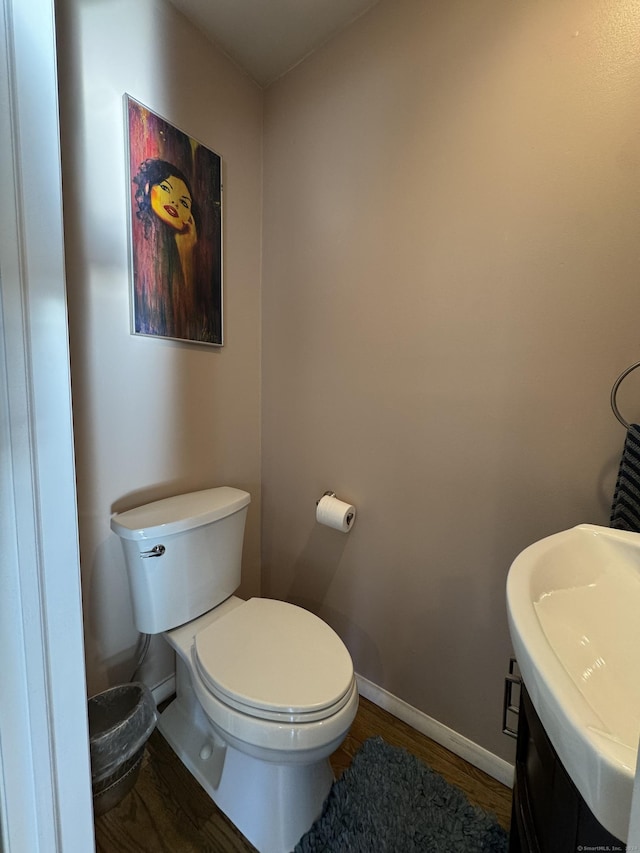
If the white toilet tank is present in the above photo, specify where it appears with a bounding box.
[110,487,251,634]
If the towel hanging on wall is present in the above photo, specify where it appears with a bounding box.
[610,423,640,531]
[609,362,640,531]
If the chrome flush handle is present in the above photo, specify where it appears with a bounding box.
[140,544,166,558]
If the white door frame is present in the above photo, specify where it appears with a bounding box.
[0,0,95,850]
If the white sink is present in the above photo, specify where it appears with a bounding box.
[506,523,640,842]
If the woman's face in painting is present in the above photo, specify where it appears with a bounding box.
[150,175,194,233]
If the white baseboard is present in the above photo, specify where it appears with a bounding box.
[355,674,515,789]
[150,669,514,788]
[151,673,176,706]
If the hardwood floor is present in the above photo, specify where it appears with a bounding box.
[94,695,512,852]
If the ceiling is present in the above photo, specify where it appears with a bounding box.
[168,0,381,87]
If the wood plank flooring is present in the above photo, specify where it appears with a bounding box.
[94,695,512,852]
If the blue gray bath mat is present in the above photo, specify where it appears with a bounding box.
[294,736,508,853]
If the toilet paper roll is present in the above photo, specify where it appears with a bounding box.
[316,495,356,532]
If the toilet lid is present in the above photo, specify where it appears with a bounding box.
[194,598,354,720]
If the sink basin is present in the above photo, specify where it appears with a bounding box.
[506,523,640,842]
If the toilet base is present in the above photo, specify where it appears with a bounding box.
[157,686,334,853]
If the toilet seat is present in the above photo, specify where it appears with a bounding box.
[194,598,354,723]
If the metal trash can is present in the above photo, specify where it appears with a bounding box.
[88,682,157,816]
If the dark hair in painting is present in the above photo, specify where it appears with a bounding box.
[132,158,200,236]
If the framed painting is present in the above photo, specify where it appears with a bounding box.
[125,95,223,346]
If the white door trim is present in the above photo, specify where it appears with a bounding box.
[0,0,95,850]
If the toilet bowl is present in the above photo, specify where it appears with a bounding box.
[159,597,358,852]
[110,487,358,853]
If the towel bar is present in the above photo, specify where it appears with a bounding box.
[611,360,640,428]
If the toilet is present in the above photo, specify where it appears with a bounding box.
[110,486,358,853]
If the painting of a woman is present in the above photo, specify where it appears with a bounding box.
[127,97,222,345]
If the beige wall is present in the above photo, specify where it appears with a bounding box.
[57,0,263,694]
[56,0,640,763]
[262,0,640,760]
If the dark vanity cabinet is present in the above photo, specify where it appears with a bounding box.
[507,679,625,853]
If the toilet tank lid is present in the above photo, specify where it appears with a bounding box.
[110,487,250,541]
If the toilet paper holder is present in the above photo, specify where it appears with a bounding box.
[315,491,355,528]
